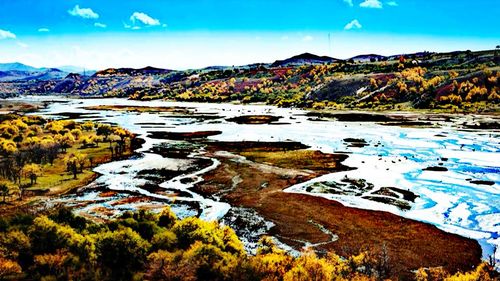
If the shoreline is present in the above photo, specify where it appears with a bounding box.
[4,94,500,117]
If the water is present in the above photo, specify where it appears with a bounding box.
[13,96,500,261]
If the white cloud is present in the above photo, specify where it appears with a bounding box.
[94,22,107,28]
[130,12,160,26]
[387,1,398,6]
[0,29,16,39]
[344,19,362,30]
[38,28,50,32]
[302,35,314,42]
[360,0,383,8]
[343,0,353,7]
[17,42,29,48]
[68,5,99,19]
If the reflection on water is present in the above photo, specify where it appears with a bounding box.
[16,96,500,261]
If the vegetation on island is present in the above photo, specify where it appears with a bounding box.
[0,207,497,281]
[0,114,134,204]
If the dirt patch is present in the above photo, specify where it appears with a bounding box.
[110,196,148,206]
[99,191,118,197]
[205,141,309,152]
[469,180,495,186]
[147,131,222,140]
[423,166,448,172]
[0,100,42,113]
[386,187,419,202]
[343,138,368,148]
[195,142,481,279]
[148,142,202,158]
[226,115,282,124]
[239,150,351,173]
[461,121,500,130]
[361,195,411,210]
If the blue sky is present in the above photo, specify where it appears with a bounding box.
[0,0,498,70]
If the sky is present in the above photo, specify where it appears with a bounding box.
[0,0,498,70]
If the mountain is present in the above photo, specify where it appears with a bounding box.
[271,53,339,67]
[0,62,40,72]
[93,66,172,77]
[27,68,67,80]
[0,62,94,80]
[349,54,388,62]
[2,49,498,111]
[0,68,67,82]
[57,66,95,76]
[0,70,31,81]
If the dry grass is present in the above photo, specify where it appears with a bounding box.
[196,146,481,279]
[240,150,349,172]
[0,100,42,113]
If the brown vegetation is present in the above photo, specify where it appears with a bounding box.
[195,142,482,279]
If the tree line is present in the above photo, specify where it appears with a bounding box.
[0,207,496,280]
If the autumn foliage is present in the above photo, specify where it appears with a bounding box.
[0,207,496,281]
[0,115,133,202]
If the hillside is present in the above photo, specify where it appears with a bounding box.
[0,62,40,72]
[271,52,339,67]
[1,49,499,111]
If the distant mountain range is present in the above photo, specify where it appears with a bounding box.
[0,62,95,82]
[0,62,41,72]
[0,51,433,82]
[0,50,500,108]
[1,49,497,102]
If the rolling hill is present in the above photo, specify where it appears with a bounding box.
[1,49,499,111]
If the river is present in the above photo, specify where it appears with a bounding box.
[12,96,500,261]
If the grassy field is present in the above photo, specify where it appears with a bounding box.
[0,116,134,213]
[24,141,118,195]
[240,149,349,172]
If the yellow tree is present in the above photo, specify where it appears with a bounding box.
[81,121,95,132]
[21,163,42,185]
[64,153,87,179]
[56,133,75,152]
[0,139,17,156]
[0,123,20,140]
[0,257,22,279]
